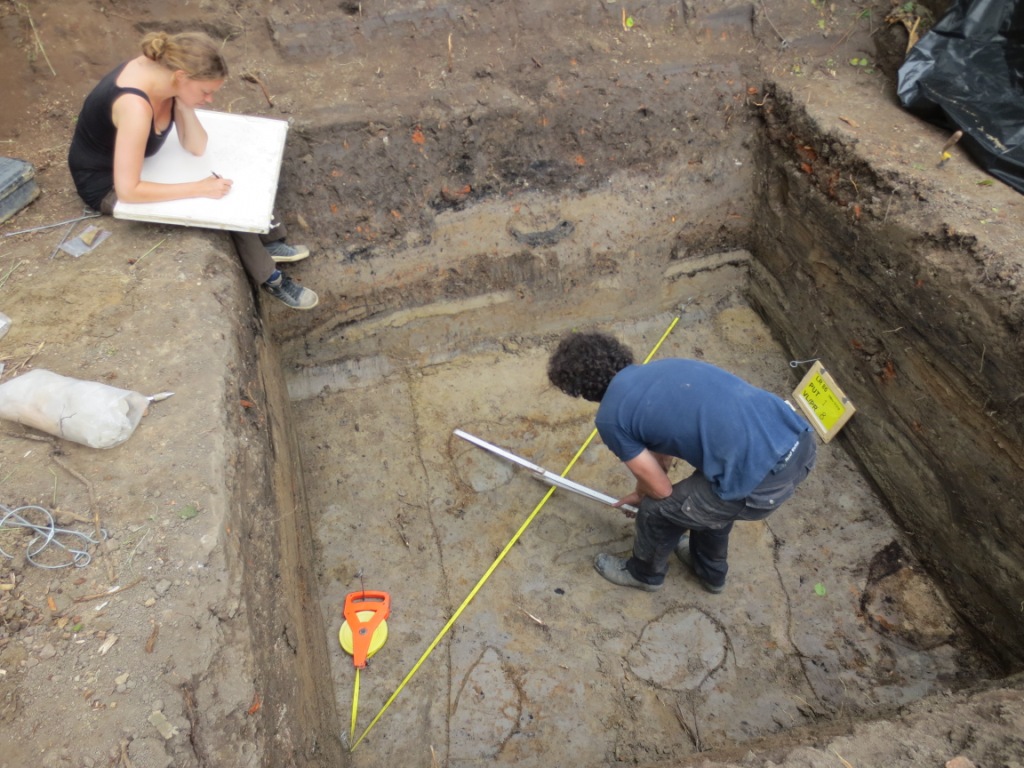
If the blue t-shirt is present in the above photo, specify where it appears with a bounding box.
[595,359,810,501]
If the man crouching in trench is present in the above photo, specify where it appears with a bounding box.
[546,331,817,593]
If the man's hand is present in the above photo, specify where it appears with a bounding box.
[613,492,641,519]
[623,449,674,500]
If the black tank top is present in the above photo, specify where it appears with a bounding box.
[67,61,175,210]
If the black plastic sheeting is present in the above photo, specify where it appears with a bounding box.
[897,0,1024,193]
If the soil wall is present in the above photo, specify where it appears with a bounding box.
[243,322,345,766]
[748,87,1024,668]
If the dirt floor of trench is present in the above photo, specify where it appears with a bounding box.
[295,292,999,766]
[2,1,1024,767]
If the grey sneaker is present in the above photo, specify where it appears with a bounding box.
[265,240,310,262]
[265,273,319,309]
[593,553,662,592]
[674,536,725,594]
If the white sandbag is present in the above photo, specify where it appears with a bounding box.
[0,312,10,341]
[0,369,149,449]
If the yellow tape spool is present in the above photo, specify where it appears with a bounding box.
[339,610,389,658]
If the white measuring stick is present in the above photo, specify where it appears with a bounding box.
[454,429,639,515]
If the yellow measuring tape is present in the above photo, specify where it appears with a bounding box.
[350,316,680,751]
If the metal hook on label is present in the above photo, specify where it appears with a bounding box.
[789,358,820,368]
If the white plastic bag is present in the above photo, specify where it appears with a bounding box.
[0,369,149,449]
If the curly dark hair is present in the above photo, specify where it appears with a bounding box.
[547,331,635,402]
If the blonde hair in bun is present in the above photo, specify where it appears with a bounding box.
[139,31,228,80]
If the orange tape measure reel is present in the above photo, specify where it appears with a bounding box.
[339,590,390,668]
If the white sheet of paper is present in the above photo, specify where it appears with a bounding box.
[112,110,288,233]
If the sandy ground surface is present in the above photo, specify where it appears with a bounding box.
[295,291,997,766]
[1,1,1023,767]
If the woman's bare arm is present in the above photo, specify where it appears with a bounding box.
[172,100,209,155]
[111,93,229,203]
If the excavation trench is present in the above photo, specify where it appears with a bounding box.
[246,69,1024,767]
[3,2,1024,766]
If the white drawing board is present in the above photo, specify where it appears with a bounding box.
[113,110,288,233]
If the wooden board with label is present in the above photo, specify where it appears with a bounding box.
[792,363,856,443]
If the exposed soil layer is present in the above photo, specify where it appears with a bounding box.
[749,81,1024,667]
[1,1,1023,767]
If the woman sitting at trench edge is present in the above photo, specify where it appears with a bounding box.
[68,30,318,310]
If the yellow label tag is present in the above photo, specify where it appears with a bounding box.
[792,364,855,443]
[800,372,845,430]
